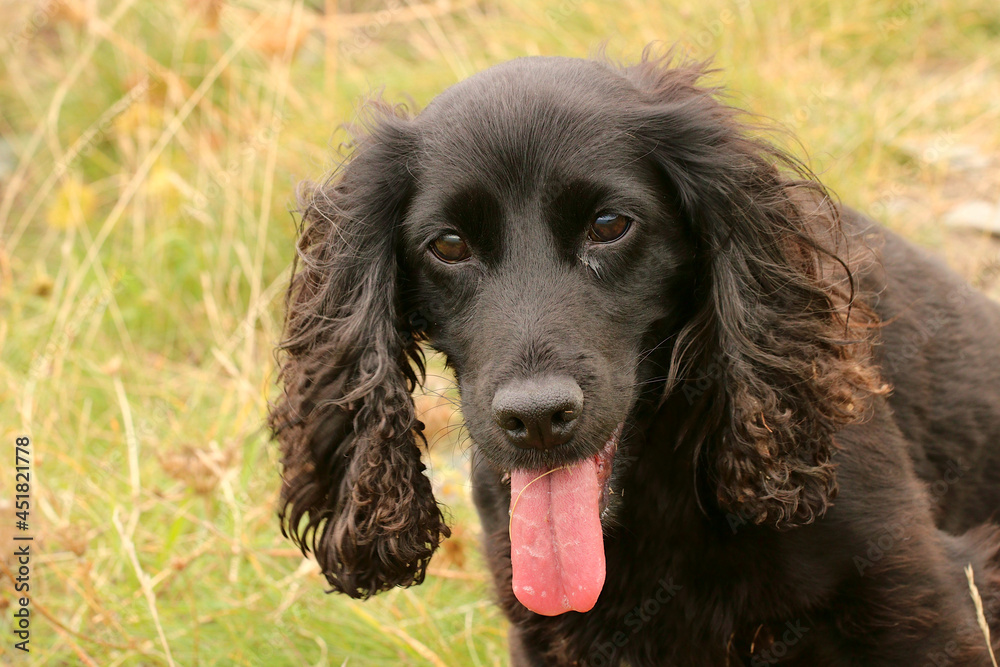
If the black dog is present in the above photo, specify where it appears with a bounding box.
[269,49,1000,665]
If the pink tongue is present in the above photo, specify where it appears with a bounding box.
[509,457,606,616]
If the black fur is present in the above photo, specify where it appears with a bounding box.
[270,49,1000,665]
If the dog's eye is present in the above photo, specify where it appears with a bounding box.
[588,213,631,243]
[430,232,471,263]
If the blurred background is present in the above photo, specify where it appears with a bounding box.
[0,0,998,664]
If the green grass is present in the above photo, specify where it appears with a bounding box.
[1,0,998,664]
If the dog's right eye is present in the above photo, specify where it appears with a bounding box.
[588,213,631,243]
[430,232,471,263]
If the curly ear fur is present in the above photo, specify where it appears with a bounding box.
[268,104,449,598]
[623,48,886,528]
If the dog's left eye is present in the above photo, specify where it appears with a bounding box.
[430,232,471,263]
[588,213,631,243]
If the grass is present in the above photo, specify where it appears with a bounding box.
[0,0,998,664]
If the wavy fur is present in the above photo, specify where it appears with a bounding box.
[268,105,449,599]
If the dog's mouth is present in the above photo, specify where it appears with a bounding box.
[507,423,622,616]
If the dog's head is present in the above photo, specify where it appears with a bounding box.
[269,50,881,612]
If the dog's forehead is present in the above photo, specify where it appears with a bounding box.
[413,57,643,197]
[421,56,634,115]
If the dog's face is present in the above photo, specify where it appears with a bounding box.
[398,59,699,614]
[270,52,879,613]
[404,58,691,476]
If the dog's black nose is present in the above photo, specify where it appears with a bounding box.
[492,376,584,450]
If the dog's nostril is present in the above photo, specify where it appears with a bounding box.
[491,375,584,450]
[500,415,526,433]
[552,409,576,427]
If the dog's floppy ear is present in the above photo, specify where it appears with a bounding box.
[268,104,449,598]
[624,50,884,528]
